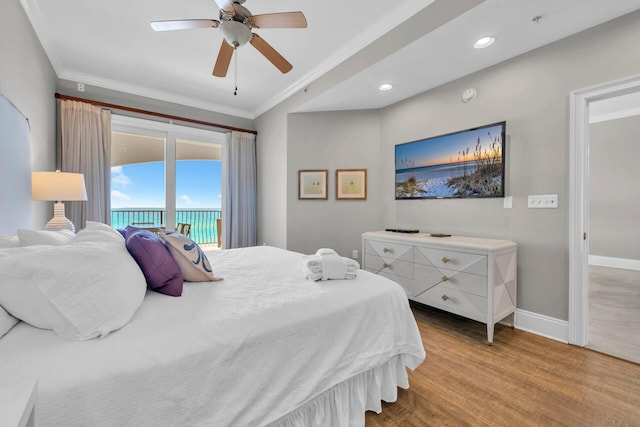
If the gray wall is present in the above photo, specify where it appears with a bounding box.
[589,115,640,260]
[286,110,383,260]
[0,0,57,229]
[255,102,290,249]
[258,9,640,321]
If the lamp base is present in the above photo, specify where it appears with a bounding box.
[45,202,76,232]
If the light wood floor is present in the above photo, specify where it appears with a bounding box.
[588,265,640,364]
[365,303,640,427]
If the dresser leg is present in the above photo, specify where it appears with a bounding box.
[487,324,494,345]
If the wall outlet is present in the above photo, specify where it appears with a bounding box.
[352,249,358,259]
[77,82,85,92]
[528,194,558,209]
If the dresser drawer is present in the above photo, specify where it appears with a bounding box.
[414,285,488,321]
[363,231,517,343]
[377,272,415,297]
[365,253,413,279]
[414,265,487,298]
[414,246,487,276]
[364,239,413,263]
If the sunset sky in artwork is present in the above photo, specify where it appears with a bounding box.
[395,123,504,170]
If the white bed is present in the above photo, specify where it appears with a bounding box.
[0,243,425,426]
[0,95,425,425]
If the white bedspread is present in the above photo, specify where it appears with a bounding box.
[0,246,425,426]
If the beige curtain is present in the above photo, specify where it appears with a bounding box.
[59,100,111,229]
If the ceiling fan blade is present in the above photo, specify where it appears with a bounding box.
[213,40,234,77]
[250,34,293,74]
[151,19,220,31]
[214,0,235,15]
[250,12,307,29]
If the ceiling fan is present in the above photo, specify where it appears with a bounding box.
[150,0,307,78]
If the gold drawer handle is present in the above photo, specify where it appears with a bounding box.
[383,247,391,253]
[383,263,390,269]
[442,275,449,282]
[442,256,449,263]
[441,294,449,301]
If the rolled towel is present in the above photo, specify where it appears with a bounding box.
[323,256,360,280]
[302,250,360,281]
[321,256,347,280]
[316,248,339,257]
[302,254,323,281]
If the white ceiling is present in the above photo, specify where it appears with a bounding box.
[20,0,640,119]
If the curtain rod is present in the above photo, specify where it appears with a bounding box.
[54,93,257,135]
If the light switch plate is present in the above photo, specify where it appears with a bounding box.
[528,194,558,208]
[503,196,513,209]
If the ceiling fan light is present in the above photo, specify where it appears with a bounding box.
[221,20,252,47]
[379,83,393,91]
[473,36,495,49]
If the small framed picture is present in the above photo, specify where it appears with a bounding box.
[336,169,367,200]
[298,170,328,200]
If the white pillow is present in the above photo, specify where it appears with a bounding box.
[83,221,118,233]
[17,229,75,246]
[0,234,146,340]
[74,222,124,244]
[0,306,19,339]
[0,234,19,248]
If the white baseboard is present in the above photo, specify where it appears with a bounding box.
[514,309,568,343]
[589,255,640,271]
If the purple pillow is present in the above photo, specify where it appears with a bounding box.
[118,225,141,239]
[125,230,183,296]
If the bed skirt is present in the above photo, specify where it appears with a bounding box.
[269,353,415,427]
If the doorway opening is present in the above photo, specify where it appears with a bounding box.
[569,74,640,362]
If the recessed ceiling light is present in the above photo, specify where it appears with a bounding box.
[379,83,393,91]
[473,36,495,49]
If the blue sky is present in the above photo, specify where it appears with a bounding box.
[111,160,222,209]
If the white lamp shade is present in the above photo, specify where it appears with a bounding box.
[32,171,88,201]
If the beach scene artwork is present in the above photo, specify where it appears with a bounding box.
[336,169,366,200]
[395,122,505,199]
[299,170,328,199]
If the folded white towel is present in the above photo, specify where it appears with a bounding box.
[302,249,360,281]
[316,248,339,257]
[322,256,347,280]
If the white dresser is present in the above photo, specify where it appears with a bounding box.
[362,231,517,343]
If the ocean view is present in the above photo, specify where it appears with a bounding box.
[111,208,221,244]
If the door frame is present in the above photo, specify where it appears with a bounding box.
[568,73,640,346]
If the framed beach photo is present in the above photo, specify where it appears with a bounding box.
[298,170,328,199]
[394,121,505,199]
[336,169,367,200]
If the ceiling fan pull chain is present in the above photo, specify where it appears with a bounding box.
[234,47,238,96]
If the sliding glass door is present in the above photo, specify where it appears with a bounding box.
[175,138,223,245]
[110,115,225,246]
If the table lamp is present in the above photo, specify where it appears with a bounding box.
[32,170,88,232]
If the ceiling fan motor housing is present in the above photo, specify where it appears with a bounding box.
[221,20,252,46]
[220,1,253,46]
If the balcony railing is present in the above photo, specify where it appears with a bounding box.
[111,209,221,246]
